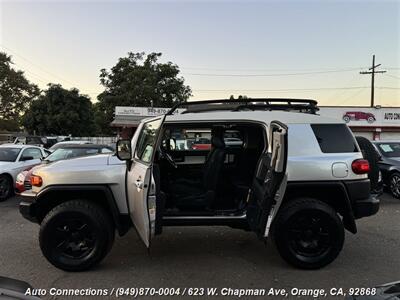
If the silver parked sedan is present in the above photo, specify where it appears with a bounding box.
[0,144,49,201]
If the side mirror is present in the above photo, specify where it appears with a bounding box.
[20,156,34,162]
[116,139,132,161]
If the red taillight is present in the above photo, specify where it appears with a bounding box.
[351,159,370,174]
[30,175,42,187]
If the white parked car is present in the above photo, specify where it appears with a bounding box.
[0,144,49,201]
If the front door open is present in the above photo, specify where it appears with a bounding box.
[246,121,288,239]
[126,118,162,248]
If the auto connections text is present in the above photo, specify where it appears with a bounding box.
[25,286,377,298]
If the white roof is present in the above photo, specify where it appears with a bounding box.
[0,144,42,149]
[55,141,92,145]
[165,110,343,125]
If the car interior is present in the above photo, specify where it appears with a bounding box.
[154,122,267,217]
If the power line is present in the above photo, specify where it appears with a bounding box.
[183,68,364,77]
[181,66,367,72]
[384,73,400,80]
[192,86,370,92]
[0,44,82,88]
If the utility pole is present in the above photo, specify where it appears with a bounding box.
[360,55,386,107]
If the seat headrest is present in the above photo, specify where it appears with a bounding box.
[211,136,225,148]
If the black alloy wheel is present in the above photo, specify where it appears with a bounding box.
[389,173,400,199]
[51,218,96,260]
[287,211,333,259]
[274,198,344,269]
[39,200,115,271]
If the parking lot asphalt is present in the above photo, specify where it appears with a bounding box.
[0,194,399,300]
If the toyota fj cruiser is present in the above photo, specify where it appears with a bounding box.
[19,99,379,271]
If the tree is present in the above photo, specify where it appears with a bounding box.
[23,84,95,136]
[0,52,39,131]
[96,52,192,133]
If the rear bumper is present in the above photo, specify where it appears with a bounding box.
[19,191,38,223]
[353,195,380,219]
[344,179,380,219]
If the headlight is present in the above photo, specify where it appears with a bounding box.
[16,173,25,183]
[30,175,43,187]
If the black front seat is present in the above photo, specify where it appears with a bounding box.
[171,133,226,208]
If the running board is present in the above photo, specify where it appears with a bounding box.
[162,214,248,227]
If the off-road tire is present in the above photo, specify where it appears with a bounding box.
[39,200,115,272]
[274,198,344,269]
[356,136,380,192]
[0,174,13,202]
[389,172,400,199]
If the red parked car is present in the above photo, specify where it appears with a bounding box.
[191,138,211,150]
[343,111,376,123]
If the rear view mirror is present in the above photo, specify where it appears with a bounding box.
[116,140,132,161]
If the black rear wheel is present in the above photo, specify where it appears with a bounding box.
[39,200,115,271]
[274,198,344,269]
[0,175,13,202]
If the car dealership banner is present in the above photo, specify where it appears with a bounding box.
[116,106,400,127]
[318,107,400,127]
[115,106,185,117]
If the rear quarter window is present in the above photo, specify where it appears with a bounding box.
[311,124,358,153]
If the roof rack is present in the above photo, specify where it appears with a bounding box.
[166,98,319,115]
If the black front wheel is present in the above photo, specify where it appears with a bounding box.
[39,200,115,271]
[0,175,13,202]
[274,198,344,269]
[389,173,400,199]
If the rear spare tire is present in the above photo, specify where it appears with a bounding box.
[39,200,115,272]
[274,198,344,269]
[356,136,380,193]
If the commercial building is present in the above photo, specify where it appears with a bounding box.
[319,106,400,140]
[112,105,400,141]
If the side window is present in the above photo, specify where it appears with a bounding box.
[224,130,244,149]
[21,148,42,160]
[163,127,244,152]
[135,119,162,163]
[163,128,212,151]
[311,124,358,153]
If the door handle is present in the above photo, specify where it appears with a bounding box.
[135,180,144,190]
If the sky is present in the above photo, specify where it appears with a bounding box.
[0,0,399,106]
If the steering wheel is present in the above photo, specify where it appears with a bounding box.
[159,147,178,169]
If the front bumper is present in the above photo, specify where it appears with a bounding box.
[353,195,380,219]
[19,191,38,223]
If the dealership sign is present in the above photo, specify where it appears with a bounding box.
[115,106,185,117]
[318,107,400,127]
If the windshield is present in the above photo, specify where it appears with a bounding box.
[377,143,400,158]
[0,148,21,162]
[45,148,100,162]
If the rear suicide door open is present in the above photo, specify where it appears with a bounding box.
[246,121,288,238]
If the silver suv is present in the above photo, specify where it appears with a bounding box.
[19,99,379,271]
